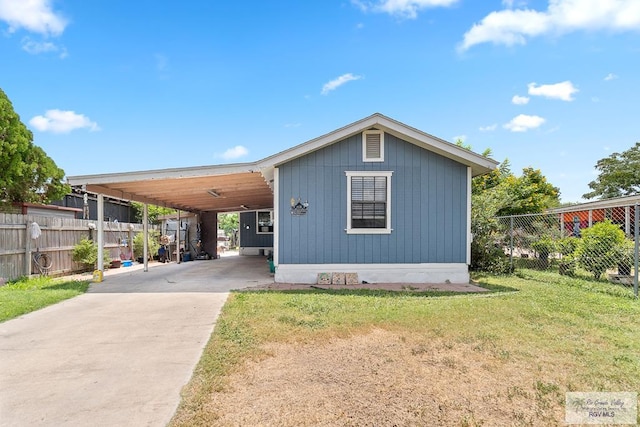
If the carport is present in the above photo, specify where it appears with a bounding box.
[68,162,275,273]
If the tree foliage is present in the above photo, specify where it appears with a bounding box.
[583,142,640,199]
[0,88,69,205]
[131,201,176,224]
[472,160,559,216]
[218,213,239,236]
[470,156,560,273]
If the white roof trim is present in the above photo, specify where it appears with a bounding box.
[68,162,259,186]
[68,113,498,188]
[257,113,498,176]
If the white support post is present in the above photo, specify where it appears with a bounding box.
[273,167,279,266]
[466,167,472,266]
[176,210,181,264]
[588,210,593,227]
[143,204,148,272]
[97,194,105,272]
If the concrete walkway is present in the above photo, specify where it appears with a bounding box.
[0,254,273,427]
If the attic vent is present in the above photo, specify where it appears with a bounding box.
[363,130,384,162]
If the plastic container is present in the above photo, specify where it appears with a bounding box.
[92,270,103,283]
[122,260,133,267]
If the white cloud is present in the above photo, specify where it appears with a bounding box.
[21,36,67,58]
[220,145,249,160]
[604,72,618,81]
[512,95,530,105]
[29,109,99,133]
[528,81,578,101]
[453,134,467,142]
[352,0,459,19]
[321,73,362,95]
[0,0,67,36]
[459,0,640,51]
[479,123,498,132]
[503,114,545,132]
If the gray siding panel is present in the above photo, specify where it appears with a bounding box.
[278,133,468,264]
[239,212,273,248]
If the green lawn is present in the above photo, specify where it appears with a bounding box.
[171,270,640,426]
[0,275,90,322]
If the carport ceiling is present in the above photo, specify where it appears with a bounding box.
[68,164,274,213]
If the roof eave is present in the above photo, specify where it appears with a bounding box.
[257,113,498,176]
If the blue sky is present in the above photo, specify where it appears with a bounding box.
[1,0,639,203]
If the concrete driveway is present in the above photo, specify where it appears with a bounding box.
[0,254,273,427]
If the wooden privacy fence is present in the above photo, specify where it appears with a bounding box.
[0,213,148,281]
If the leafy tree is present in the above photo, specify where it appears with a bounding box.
[131,201,176,224]
[469,156,560,273]
[0,88,69,205]
[218,213,238,236]
[496,168,560,216]
[583,142,640,199]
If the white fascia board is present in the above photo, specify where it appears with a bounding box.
[257,113,498,176]
[68,162,260,186]
[257,114,383,168]
[372,115,498,176]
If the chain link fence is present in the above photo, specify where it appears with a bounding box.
[495,203,639,297]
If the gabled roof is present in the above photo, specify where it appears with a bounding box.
[259,113,498,177]
[68,113,498,213]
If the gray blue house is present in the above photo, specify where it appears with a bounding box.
[69,114,498,284]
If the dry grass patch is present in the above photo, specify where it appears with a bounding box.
[170,273,640,426]
[203,329,565,426]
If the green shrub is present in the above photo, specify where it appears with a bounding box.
[72,238,110,270]
[614,238,635,275]
[557,236,579,276]
[557,236,579,256]
[531,236,556,269]
[470,241,511,274]
[575,220,626,280]
[133,230,160,260]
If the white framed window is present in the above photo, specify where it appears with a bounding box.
[346,171,392,234]
[256,210,273,234]
[362,130,384,162]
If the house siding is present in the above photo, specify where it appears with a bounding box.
[239,211,274,248]
[277,132,468,265]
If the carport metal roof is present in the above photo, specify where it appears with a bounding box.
[68,113,498,213]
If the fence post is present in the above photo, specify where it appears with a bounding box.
[24,221,31,277]
[510,216,514,272]
[634,204,638,298]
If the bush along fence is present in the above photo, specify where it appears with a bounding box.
[495,203,639,298]
[0,213,150,281]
